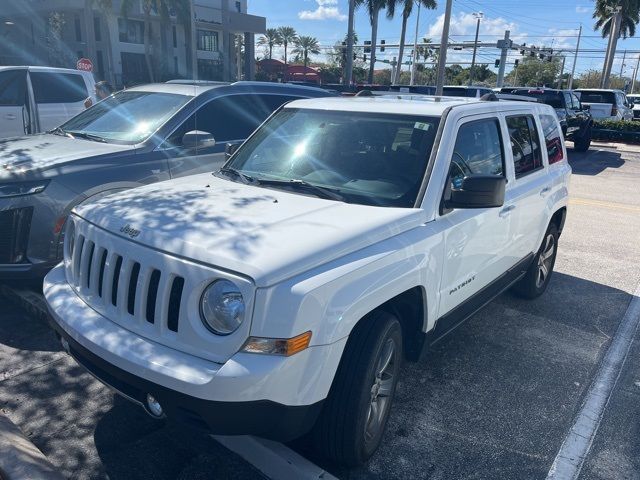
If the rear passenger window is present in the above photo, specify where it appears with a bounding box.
[30,72,88,104]
[539,114,564,164]
[448,118,504,190]
[0,70,26,106]
[506,115,543,177]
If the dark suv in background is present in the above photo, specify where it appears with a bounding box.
[509,88,593,151]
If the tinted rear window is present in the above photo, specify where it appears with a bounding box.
[512,90,563,108]
[0,70,26,106]
[577,91,616,104]
[31,72,88,104]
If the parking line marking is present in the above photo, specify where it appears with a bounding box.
[546,280,640,480]
[213,435,338,480]
[569,197,640,213]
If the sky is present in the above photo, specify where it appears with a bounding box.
[247,0,640,78]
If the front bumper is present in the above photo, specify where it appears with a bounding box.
[44,265,344,441]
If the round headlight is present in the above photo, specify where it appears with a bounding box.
[200,279,245,335]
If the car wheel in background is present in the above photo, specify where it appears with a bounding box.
[573,125,592,152]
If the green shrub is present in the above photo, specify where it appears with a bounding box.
[593,120,640,133]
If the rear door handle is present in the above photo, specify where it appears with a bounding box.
[540,187,551,197]
[499,205,515,217]
[4,114,17,120]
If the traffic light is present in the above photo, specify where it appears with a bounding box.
[495,59,500,68]
[514,59,519,67]
[380,40,385,52]
[364,40,371,53]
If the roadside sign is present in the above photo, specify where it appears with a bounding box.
[76,58,93,72]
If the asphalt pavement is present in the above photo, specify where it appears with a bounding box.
[0,145,639,480]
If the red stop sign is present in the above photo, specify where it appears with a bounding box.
[76,58,93,72]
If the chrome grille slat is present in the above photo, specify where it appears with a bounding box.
[116,259,134,315]
[78,240,94,289]
[101,251,118,307]
[72,235,85,285]
[89,246,105,295]
[134,265,153,322]
[155,273,174,335]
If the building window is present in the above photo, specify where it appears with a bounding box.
[118,18,145,44]
[74,15,82,42]
[172,25,177,48]
[97,50,105,78]
[235,1,242,12]
[94,17,101,41]
[197,30,218,52]
[198,59,222,80]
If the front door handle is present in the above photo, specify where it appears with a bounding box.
[540,187,551,197]
[499,205,516,217]
[4,113,17,120]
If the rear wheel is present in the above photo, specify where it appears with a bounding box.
[311,310,403,466]
[573,125,592,152]
[512,223,559,299]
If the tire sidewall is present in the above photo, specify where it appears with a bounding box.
[533,224,559,295]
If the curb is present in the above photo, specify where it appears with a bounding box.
[0,413,65,480]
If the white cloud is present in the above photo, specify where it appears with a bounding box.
[576,6,590,14]
[298,0,347,21]
[425,12,519,40]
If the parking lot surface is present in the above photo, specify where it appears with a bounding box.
[1,146,639,479]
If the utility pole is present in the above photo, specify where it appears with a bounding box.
[344,0,355,86]
[558,56,566,89]
[434,0,453,95]
[468,12,483,86]
[620,49,627,77]
[568,24,582,89]
[410,2,421,86]
[601,6,622,88]
[190,0,198,80]
[496,30,511,88]
[632,55,640,93]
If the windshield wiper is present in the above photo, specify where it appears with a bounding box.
[255,179,345,202]
[218,167,257,185]
[49,127,73,138]
[65,130,108,143]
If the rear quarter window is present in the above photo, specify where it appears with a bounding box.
[30,72,89,104]
[539,114,564,164]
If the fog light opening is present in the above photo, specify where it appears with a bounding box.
[145,394,164,418]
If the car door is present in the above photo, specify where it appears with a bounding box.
[164,93,305,178]
[503,113,550,261]
[0,69,28,138]
[563,92,580,135]
[29,71,89,131]
[437,115,514,317]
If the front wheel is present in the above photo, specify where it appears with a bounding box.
[512,223,559,299]
[573,126,592,152]
[311,310,403,466]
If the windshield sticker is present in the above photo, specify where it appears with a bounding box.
[414,122,431,131]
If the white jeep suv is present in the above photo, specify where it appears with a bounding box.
[44,95,570,466]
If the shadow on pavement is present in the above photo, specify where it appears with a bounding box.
[568,149,624,176]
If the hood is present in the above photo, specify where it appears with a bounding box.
[74,174,426,287]
[0,134,132,180]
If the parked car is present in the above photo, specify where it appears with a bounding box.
[626,93,640,119]
[574,88,634,121]
[508,88,593,151]
[44,95,570,466]
[0,66,96,139]
[0,81,333,279]
[442,85,495,97]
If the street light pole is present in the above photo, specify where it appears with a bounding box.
[601,6,622,88]
[632,55,640,93]
[410,2,421,86]
[568,24,582,90]
[344,0,355,86]
[434,0,453,95]
[468,12,483,86]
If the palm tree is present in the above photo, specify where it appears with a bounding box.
[276,26,298,66]
[387,0,437,84]
[258,28,282,59]
[593,0,640,38]
[292,36,321,69]
[356,0,388,84]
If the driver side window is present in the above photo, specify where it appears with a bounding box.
[448,118,505,191]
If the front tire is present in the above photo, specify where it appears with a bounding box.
[573,126,592,152]
[512,223,559,299]
[311,310,403,466]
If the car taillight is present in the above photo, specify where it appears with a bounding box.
[612,105,618,116]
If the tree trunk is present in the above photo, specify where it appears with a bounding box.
[283,41,288,81]
[394,12,409,85]
[143,8,155,82]
[269,44,273,59]
[369,9,379,84]
[304,50,308,69]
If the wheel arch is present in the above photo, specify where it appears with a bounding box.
[550,206,567,236]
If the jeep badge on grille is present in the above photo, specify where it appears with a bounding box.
[120,224,141,238]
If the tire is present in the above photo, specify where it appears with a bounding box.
[311,310,403,466]
[512,223,559,299]
[573,126,592,152]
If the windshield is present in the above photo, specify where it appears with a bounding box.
[225,108,440,208]
[59,91,191,144]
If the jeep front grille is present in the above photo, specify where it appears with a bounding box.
[70,233,186,335]
[0,207,33,264]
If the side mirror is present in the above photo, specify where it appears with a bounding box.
[225,142,241,160]
[446,175,506,209]
[182,130,216,150]
[583,104,591,111]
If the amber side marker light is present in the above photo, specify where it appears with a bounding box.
[241,331,312,356]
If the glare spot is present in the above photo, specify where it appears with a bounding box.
[134,121,151,136]
[293,141,307,158]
